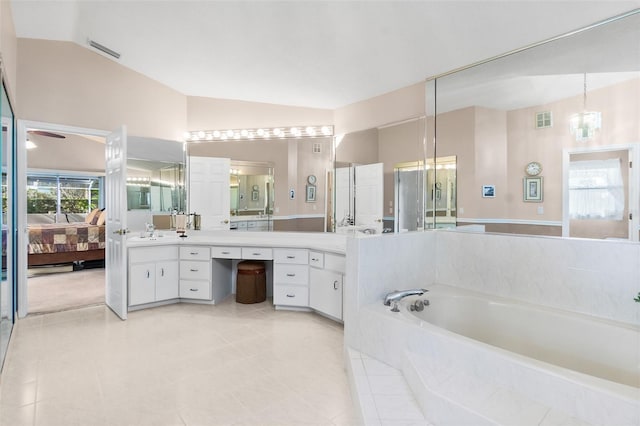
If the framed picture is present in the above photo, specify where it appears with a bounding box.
[306,184,316,202]
[523,177,543,202]
[482,185,495,198]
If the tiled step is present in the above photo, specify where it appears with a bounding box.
[346,347,432,426]
[402,351,593,426]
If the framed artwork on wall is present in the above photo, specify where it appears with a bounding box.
[306,184,316,202]
[482,185,495,198]
[523,177,543,202]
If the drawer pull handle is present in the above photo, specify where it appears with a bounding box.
[286,255,295,259]
[146,270,150,279]
[190,268,199,272]
[334,280,339,290]
[252,252,261,256]
[190,288,198,292]
[286,273,296,277]
[190,252,199,255]
[221,251,230,254]
[161,268,164,277]
[311,258,318,261]
[286,294,295,298]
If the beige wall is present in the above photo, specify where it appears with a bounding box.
[334,81,425,135]
[16,39,187,141]
[187,96,332,131]
[0,0,17,100]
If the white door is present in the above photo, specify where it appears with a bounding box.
[105,126,128,320]
[355,163,384,234]
[188,156,230,230]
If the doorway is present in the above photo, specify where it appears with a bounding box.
[563,144,639,241]
[17,120,109,317]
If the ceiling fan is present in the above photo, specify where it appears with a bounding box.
[27,130,66,139]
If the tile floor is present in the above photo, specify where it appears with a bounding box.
[0,298,358,426]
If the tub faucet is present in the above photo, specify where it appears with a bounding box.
[384,289,428,312]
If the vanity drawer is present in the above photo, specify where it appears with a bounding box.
[211,246,241,259]
[179,280,211,300]
[180,260,210,280]
[324,253,346,273]
[309,251,324,268]
[274,264,308,285]
[242,247,273,260]
[273,284,309,307]
[180,246,211,261]
[129,246,178,263]
[274,248,309,265]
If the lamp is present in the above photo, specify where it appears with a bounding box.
[569,73,601,142]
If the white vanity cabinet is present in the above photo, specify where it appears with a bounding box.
[179,246,212,300]
[309,251,345,321]
[273,248,309,308]
[129,246,179,306]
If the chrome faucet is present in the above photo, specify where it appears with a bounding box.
[384,289,428,312]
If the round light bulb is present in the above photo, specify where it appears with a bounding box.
[273,128,281,136]
[321,126,331,135]
[257,128,265,136]
[198,131,205,138]
[213,130,221,138]
[226,129,234,137]
[241,129,249,137]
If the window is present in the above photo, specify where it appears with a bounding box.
[26,174,102,217]
[568,159,624,220]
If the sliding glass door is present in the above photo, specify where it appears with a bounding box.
[1,78,16,371]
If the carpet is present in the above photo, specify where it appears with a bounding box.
[28,268,105,315]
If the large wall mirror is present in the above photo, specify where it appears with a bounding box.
[333,118,437,234]
[126,136,186,230]
[428,10,640,241]
[229,160,274,231]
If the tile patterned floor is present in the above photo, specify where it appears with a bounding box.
[0,299,358,426]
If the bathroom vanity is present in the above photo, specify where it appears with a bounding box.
[126,231,347,321]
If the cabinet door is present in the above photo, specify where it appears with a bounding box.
[309,268,343,320]
[129,263,156,306]
[155,260,179,301]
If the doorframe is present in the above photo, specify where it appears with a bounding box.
[562,143,639,241]
[17,120,109,318]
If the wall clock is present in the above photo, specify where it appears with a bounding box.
[525,161,542,176]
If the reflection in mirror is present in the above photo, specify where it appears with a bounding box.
[566,148,629,239]
[229,161,274,232]
[126,159,185,212]
[428,10,639,240]
[334,118,430,234]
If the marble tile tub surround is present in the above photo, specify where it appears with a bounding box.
[435,231,640,325]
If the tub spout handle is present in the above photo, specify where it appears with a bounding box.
[383,288,429,306]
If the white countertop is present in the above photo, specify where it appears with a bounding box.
[127,230,348,254]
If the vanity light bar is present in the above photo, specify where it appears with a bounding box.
[183,125,333,142]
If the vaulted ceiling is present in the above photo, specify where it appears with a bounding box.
[10,1,640,109]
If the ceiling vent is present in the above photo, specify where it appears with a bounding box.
[313,143,322,154]
[535,111,552,129]
[88,39,121,59]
